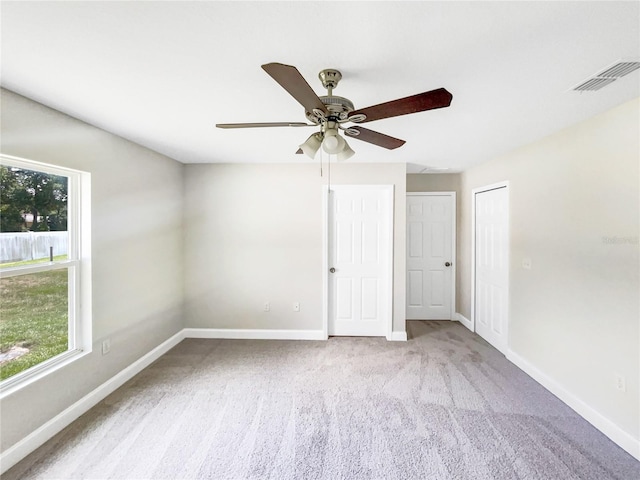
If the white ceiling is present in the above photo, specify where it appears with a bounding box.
[1,1,638,172]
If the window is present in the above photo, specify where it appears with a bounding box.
[0,154,91,393]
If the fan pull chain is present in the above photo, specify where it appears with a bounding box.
[327,152,331,192]
[318,149,330,192]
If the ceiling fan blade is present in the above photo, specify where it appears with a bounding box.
[216,122,315,128]
[344,126,406,149]
[262,63,327,115]
[349,88,452,123]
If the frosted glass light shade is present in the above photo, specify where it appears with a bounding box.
[322,129,345,154]
[299,133,322,158]
[337,142,355,161]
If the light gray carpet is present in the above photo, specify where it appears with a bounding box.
[4,321,639,480]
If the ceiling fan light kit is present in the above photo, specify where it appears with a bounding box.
[216,62,453,159]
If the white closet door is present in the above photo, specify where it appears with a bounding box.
[474,186,509,353]
[406,193,455,320]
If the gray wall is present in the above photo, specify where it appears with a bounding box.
[406,173,460,193]
[184,162,407,334]
[0,89,185,451]
[457,98,639,443]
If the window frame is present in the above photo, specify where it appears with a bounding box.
[0,154,91,396]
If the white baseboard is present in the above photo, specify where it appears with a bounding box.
[183,328,326,341]
[387,331,408,342]
[454,312,473,331]
[506,349,640,461]
[0,330,185,474]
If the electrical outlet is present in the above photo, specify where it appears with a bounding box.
[264,302,270,312]
[615,373,626,392]
[293,302,300,312]
[102,339,111,355]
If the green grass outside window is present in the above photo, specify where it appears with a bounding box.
[0,269,69,380]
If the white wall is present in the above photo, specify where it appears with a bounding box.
[0,89,185,452]
[458,98,639,449]
[184,162,407,334]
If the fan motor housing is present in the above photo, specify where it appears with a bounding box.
[306,96,355,123]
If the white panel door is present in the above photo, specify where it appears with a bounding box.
[328,186,393,337]
[406,194,455,320]
[474,186,509,353]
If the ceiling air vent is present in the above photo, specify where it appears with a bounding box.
[597,62,640,78]
[574,77,617,92]
[572,60,640,92]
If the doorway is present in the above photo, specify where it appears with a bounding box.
[472,182,509,353]
[324,185,393,338]
[406,192,456,320]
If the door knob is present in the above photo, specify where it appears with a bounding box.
[445,262,451,267]
[329,267,336,273]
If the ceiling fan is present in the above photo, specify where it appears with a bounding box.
[216,63,453,160]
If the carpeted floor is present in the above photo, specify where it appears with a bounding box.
[3,320,639,479]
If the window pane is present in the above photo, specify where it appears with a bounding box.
[0,165,68,267]
[0,270,69,380]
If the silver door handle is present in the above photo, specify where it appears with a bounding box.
[445,262,451,267]
[329,267,336,273]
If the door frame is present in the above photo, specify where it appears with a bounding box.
[471,181,510,350]
[406,192,457,321]
[322,185,395,340]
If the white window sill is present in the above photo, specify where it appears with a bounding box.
[0,348,92,399]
